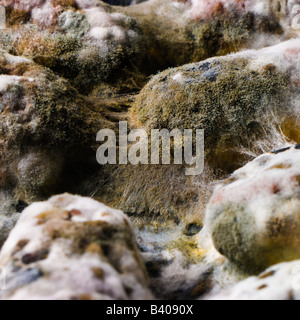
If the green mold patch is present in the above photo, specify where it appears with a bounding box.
[133,57,294,173]
[168,237,206,265]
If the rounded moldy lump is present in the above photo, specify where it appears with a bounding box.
[124,0,289,74]
[1,0,147,95]
[133,39,300,174]
[206,145,300,274]
[206,259,300,300]
[0,194,152,300]
[0,49,113,246]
